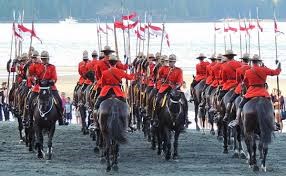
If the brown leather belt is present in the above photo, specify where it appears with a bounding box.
[250,84,265,87]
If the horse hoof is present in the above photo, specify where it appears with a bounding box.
[172,154,178,160]
[113,165,119,171]
[210,130,215,135]
[261,165,267,172]
[253,165,259,172]
[94,147,99,153]
[223,149,228,154]
[106,166,111,172]
[157,150,161,155]
[165,154,171,161]
[196,126,200,131]
[240,152,247,160]
[47,154,52,160]
[100,158,106,164]
[232,152,239,158]
[151,145,156,150]
[29,147,33,152]
[217,136,223,142]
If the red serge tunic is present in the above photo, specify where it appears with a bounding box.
[205,62,216,85]
[30,64,58,93]
[147,63,155,87]
[159,67,183,94]
[157,65,168,90]
[210,63,222,88]
[99,67,134,97]
[78,60,90,85]
[221,60,242,91]
[94,57,128,90]
[234,63,251,94]
[195,61,209,82]
[243,65,281,99]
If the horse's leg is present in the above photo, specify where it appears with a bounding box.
[245,134,254,168]
[164,127,171,160]
[237,126,246,159]
[258,141,263,160]
[261,143,268,172]
[17,116,24,142]
[223,121,228,154]
[105,140,111,172]
[28,126,35,151]
[151,125,157,151]
[232,127,239,158]
[112,143,119,171]
[173,129,180,160]
[35,125,44,159]
[157,126,162,155]
[194,103,200,131]
[47,124,55,160]
[252,141,259,171]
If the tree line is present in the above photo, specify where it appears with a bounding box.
[0,0,285,22]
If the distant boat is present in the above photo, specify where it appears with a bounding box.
[59,16,78,24]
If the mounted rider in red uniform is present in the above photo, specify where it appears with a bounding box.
[223,53,251,121]
[93,46,128,102]
[229,54,281,127]
[154,54,188,129]
[217,50,242,101]
[191,53,209,88]
[199,54,217,106]
[27,51,64,126]
[94,54,134,112]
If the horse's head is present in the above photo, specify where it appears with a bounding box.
[169,88,182,103]
[38,80,53,112]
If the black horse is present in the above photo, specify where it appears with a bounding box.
[98,97,129,172]
[191,80,205,131]
[33,81,61,160]
[242,97,274,172]
[229,95,246,159]
[158,88,185,160]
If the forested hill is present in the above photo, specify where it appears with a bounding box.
[0,0,285,22]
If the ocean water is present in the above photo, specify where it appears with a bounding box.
[0,22,286,77]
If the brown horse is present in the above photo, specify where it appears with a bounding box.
[98,97,129,172]
[241,97,274,172]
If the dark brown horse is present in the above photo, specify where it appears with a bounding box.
[191,79,205,131]
[98,97,129,172]
[157,88,185,160]
[241,97,274,172]
[33,81,61,160]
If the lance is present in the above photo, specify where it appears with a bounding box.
[274,9,280,97]
[214,23,217,55]
[227,21,233,50]
[105,17,108,46]
[159,15,166,55]
[135,25,139,57]
[96,18,101,53]
[146,14,151,56]
[98,18,102,51]
[238,14,242,57]
[113,16,119,59]
[6,16,15,104]
[142,11,147,54]
[138,23,142,56]
[223,22,227,52]
[243,18,248,53]
[256,7,261,57]
[248,11,252,54]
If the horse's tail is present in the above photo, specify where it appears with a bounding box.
[256,98,274,145]
[110,103,128,144]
